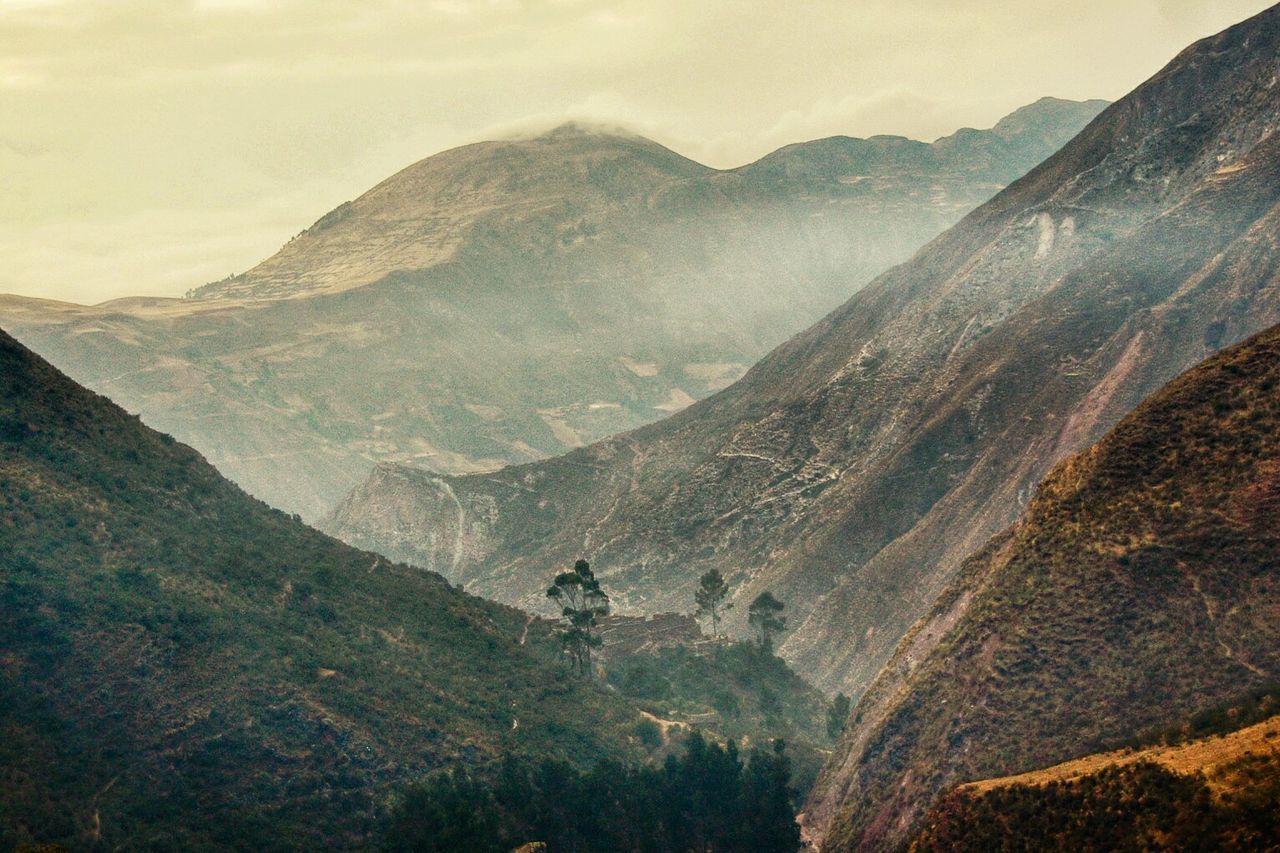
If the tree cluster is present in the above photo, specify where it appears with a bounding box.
[826,693,851,741]
[691,571,790,656]
[383,732,801,853]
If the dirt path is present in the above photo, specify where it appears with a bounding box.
[639,710,691,741]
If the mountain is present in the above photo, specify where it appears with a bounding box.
[0,328,648,850]
[804,320,1280,849]
[0,101,1105,519]
[324,6,1280,700]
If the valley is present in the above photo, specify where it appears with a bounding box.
[325,4,1280,708]
[4,2,1280,850]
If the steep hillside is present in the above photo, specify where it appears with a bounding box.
[325,6,1280,697]
[0,328,645,850]
[0,103,1104,519]
[806,321,1280,849]
[909,710,1280,850]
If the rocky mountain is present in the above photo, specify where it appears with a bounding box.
[0,100,1104,519]
[324,6,1280,699]
[0,327,646,849]
[804,320,1280,849]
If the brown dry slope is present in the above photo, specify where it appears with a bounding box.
[0,104,1101,520]
[909,711,1280,850]
[325,7,1280,698]
[805,320,1280,850]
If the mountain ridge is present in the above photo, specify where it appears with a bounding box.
[0,98,1104,519]
[908,710,1280,850]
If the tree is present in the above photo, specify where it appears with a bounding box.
[546,559,610,676]
[740,740,801,852]
[747,591,786,653]
[693,569,732,637]
[827,692,852,740]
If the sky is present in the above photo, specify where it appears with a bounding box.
[0,0,1272,304]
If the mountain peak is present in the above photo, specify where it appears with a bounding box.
[526,119,651,143]
[188,119,709,302]
[984,95,1112,139]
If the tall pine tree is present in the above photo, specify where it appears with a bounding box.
[694,569,732,637]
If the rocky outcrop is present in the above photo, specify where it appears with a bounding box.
[324,5,1280,704]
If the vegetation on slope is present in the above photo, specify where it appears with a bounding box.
[0,329,645,850]
[910,710,1280,850]
[1122,684,1280,751]
[913,759,1280,851]
[817,320,1280,849]
[382,731,800,852]
[604,641,832,795]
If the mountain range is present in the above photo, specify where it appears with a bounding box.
[0,99,1104,520]
[323,3,1280,704]
[5,3,1280,849]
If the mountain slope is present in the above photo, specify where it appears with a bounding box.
[0,102,1104,519]
[325,6,1280,697]
[909,711,1280,851]
[0,328,644,850]
[805,320,1280,849]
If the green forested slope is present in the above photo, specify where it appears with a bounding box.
[0,328,642,850]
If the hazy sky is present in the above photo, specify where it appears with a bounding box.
[1,0,1272,304]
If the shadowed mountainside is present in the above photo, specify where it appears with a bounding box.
[0,101,1103,520]
[0,328,646,850]
[806,320,1280,849]
[324,7,1280,700]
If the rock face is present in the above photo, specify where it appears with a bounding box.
[0,102,1103,520]
[806,319,1280,850]
[324,6,1280,701]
